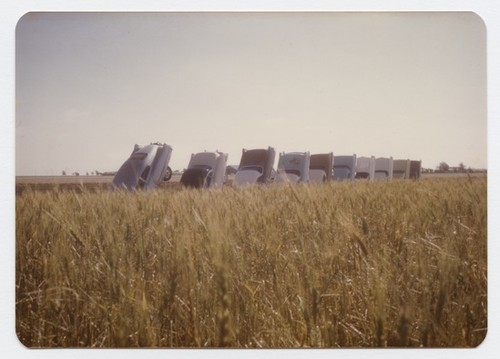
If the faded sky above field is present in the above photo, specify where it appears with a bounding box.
[15,12,486,175]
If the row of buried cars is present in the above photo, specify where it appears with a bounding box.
[111,143,422,191]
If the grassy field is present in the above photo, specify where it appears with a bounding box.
[15,177,487,348]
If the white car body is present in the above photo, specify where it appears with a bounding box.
[233,147,276,186]
[180,151,228,189]
[275,152,310,184]
[333,154,357,181]
[234,169,263,186]
[374,157,394,180]
[112,143,173,191]
[355,156,375,180]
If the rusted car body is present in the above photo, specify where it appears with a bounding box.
[309,153,333,183]
[409,160,422,179]
[233,147,276,186]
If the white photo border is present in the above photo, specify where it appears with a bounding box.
[2,1,498,359]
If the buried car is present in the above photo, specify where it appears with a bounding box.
[309,152,333,183]
[180,151,228,189]
[333,154,357,181]
[233,147,276,186]
[112,143,173,191]
[355,156,375,180]
[409,160,422,179]
[275,151,310,183]
[392,159,411,179]
[374,157,394,180]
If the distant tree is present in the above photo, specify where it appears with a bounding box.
[458,162,466,172]
[62,170,66,176]
[438,162,450,172]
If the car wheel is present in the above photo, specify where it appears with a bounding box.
[164,166,172,181]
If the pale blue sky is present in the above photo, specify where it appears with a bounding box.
[15,12,486,175]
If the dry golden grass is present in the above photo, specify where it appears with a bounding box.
[16,177,487,348]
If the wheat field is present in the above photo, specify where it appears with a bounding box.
[15,177,487,348]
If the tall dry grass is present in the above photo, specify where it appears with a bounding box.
[16,177,487,347]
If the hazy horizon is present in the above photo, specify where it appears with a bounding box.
[15,12,487,175]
